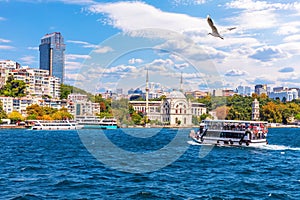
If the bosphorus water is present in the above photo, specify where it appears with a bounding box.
[0,128,299,199]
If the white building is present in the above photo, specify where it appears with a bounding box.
[0,96,34,115]
[7,68,61,99]
[161,91,193,126]
[0,60,21,88]
[67,93,100,116]
[269,88,299,102]
[130,100,162,122]
[130,90,207,126]
[0,60,20,70]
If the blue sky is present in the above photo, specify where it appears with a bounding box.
[1,0,300,93]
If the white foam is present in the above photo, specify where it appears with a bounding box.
[187,140,201,145]
[255,144,300,151]
[187,141,300,151]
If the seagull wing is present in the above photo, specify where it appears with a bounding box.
[207,16,220,35]
[227,27,237,31]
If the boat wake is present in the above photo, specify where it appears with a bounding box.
[187,141,300,151]
[255,144,300,151]
[187,140,201,145]
[187,140,214,146]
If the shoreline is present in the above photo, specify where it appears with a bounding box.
[1,124,299,130]
[0,125,26,129]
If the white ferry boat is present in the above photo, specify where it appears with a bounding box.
[75,116,118,129]
[189,119,268,147]
[26,120,84,130]
[99,117,118,129]
[76,116,102,129]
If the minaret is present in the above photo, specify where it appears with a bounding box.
[145,69,149,122]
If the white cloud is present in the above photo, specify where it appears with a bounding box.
[66,54,91,60]
[225,69,248,76]
[28,46,39,50]
[67,40,98,48]
[171,0,208,6]
[87,1,206,33]
[276,21,300,35]
[278,42,300,55]
[65,73,86,83]
[65,61,83,70]
[225,0,300,44]
[0,38,10,43]
[0,17,6,21]
[0,45,14,50]
[0,38,13,50]
[249,46,288,62]
[93,46,114,54]
[227,9,278,30]
[128,58,143,64]
[20,56,36,65]
[147,58,174,69]
[175,63,189,70]
[226,0,300,11]
[283,34,300,42]
[101,64,136,76]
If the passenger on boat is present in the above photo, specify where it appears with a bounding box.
[199,123,205,134]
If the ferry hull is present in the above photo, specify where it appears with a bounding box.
[190,136,267,147]
[189,131,268,147]
[100,125,118,129]
[30,126,83,130]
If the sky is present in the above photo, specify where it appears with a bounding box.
[1,0,300,94]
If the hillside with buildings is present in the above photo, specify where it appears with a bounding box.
[1,32,300,126]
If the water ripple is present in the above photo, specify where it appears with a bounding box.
[0,128,299,199]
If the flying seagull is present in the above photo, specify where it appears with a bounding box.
[207,15,236,40]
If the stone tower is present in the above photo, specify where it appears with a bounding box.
[252,98,259,120]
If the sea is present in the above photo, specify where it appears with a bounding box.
[0,127,299,200]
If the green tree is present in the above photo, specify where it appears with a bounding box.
[26,104,44,119]
[0,101,7,123]
[60,84,94,100]
[226,95,253,120]
[260,102,282,123]
[51,108,73,120]
[131,112,142,124]
[0,76,26,97]
[7,110,24,124]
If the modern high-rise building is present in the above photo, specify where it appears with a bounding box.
[39,32,65,83]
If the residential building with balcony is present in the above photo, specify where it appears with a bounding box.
[67,93,100,116]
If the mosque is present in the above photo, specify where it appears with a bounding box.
[129,71,206,126]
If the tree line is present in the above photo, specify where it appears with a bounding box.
[1,76,300,124]
[196,93,300,124]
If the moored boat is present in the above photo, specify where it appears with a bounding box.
[189,119,268,147]
[75,116,118,129]
[76,116,102,129]
[99,117,118,129]
[26,120,84,130]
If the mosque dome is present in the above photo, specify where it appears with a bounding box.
[166,90,186,99]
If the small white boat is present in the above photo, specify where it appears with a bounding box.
[189,119,268,147]
[26,120,84,130]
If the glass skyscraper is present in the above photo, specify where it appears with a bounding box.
[39,32,66,83]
